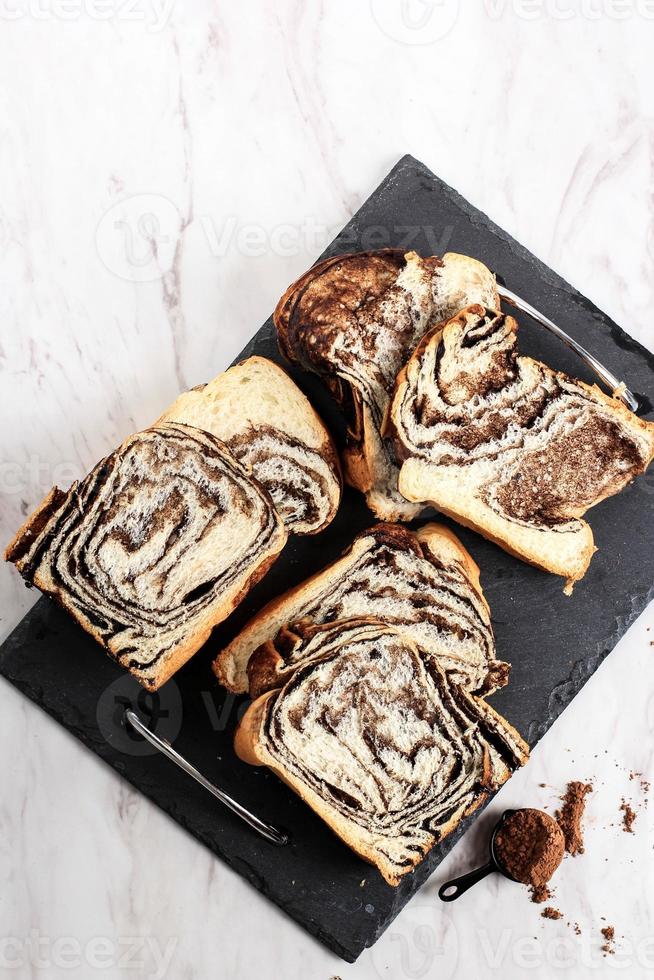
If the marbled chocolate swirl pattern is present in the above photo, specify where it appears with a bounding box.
[6,423,286,690]
[274,250,498,521]
[250,619,528,885]
[391,305,654,581]
[221,523,506,696]
[227,425,339,535]
[158,357,342,537]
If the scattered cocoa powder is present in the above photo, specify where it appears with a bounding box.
[601,925,615,955]
[530,883,551,904]
[494,809,565,894]
[620,801,637,833]
[573,923,582,936]
[541,907,563,920]
[556,781,592,855]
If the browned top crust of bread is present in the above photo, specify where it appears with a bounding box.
[217,520,508,697]
[389,305,654,581]
[275,249,410,417]
[235,617,529,886]
[5,423,286,690]
[273,250,498,521]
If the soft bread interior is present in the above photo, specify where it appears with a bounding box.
[391,305,654,584]
[6,424,287,690]
[216,522,507,697]
[159,356,330,450]
[400,460,595,582]
[235,618,528,886]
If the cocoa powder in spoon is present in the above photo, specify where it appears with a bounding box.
[494,808,565,901]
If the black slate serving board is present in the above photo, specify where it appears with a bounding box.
[2,155,654,962]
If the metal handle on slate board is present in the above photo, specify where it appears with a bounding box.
[124,709,289,847]
[497,285,640,414]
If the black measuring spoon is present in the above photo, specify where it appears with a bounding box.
[439,809,521,901]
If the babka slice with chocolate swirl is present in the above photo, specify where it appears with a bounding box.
[5,423,286,690]
[235,618,529,886]
[389,305,654,585]
[158,356,341,536]
[274,250,498,521]
[215,522,508,697]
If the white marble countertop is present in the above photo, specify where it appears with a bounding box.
[1,3,654,978]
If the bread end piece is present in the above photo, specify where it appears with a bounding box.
[159,356,342,537]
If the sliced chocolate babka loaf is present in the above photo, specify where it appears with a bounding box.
[235,618,529,886]
[159,356,341,536]
[274,250,498,521]
[5,423,286,690]
[389,304,654,585]
[216,522,508,697]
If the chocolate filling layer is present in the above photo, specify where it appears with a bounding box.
[227,424,338,534]
[246,523,505,697]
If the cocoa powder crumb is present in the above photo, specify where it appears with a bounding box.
[530,883,551,904]
[494,809,565,890]
[620,801,637,833]
[556,781,592,855]
[601,925,615,955]
[542,907,563,920]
